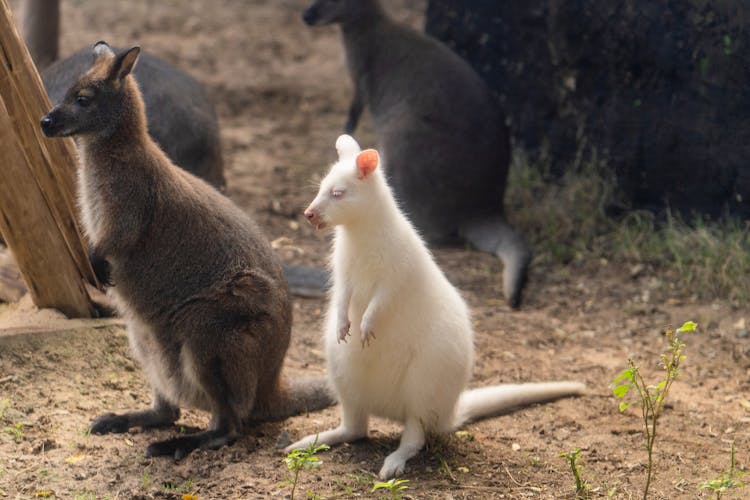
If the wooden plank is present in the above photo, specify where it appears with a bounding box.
[0,0,96,317]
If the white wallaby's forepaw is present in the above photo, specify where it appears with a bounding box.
[337,320,351,343]
[379,453,407,480]
[360,325,375,348]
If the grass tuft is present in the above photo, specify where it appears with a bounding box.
[506,151,750,303]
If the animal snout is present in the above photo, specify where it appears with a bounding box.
[304,206,317,223]
[40,109,66,137]
[40,114,56,137]
[304,206,326,229]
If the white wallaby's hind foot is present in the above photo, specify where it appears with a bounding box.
[460,216,531,309]
[378,417,426,479]
[455,382,587,427]
[285,403,368,454]
[284,424,366,454]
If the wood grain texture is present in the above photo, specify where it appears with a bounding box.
[0,0,96,317]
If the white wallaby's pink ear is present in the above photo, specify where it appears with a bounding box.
[336,134,361,159]
[356,149,379,179]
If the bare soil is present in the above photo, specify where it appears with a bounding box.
[1,1,749,498]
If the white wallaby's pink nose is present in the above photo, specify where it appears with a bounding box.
[304,205,326,230]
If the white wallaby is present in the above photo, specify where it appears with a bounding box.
[287,135,585,479]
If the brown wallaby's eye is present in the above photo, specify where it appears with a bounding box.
[75,95,92,107]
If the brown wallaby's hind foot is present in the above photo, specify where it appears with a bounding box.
[460,216,532,309]
[145,429,237,460]
[90,397,179,434]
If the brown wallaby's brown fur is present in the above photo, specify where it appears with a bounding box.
[40,41,335,459]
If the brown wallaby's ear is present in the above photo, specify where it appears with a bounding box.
[93,40,115,60]
[108,46,141,81]
[356,149,379,179]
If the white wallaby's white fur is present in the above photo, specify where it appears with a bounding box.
[287,135,585,479]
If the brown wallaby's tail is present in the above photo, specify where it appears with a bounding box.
[454,382,586,429]
[251,375,337,422]
[460,215,532,309]
[282,264,329,299]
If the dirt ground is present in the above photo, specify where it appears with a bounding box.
[1,1,749,498]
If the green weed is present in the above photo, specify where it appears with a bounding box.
[162,478,196,494]
[282,435,330,500]
[372,478,410,499]
[700,443,745,499]
[612,321,696,499]
[3,422,23,442]
[141,469,153,490]
[559,447,589,499]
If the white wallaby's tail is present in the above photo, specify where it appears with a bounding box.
[454,382,586,428]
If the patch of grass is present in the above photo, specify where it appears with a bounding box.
[72,491,97,500]
[162,478,196,494]
[611,321,696,499]
[507,152,750,302]
[507,149,616,264]
[613,211,750,302]
[3,422,23,443]
[700,442,745,499]
[426,433,461,482]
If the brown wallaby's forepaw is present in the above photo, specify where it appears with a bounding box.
[90,413,129,434]
[88,246,113,287]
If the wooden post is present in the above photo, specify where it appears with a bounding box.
[0,0,97,318]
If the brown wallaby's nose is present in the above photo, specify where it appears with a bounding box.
[40,115,55,136]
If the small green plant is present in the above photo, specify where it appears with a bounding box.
[141,469,153,490]
[282,435,330,500]
[3,422,23,442]
[163,478,195,494]
[560,447,589,499]
[612,320,696,500]
[72,491,97,500]
[700,443,745,499]
[372,478,410,499]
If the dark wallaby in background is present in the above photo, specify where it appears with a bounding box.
[302,0,531,308]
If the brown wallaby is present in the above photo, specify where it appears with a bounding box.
[40,41,335,459]
[17,0,328,298]
[303,0,531,308]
